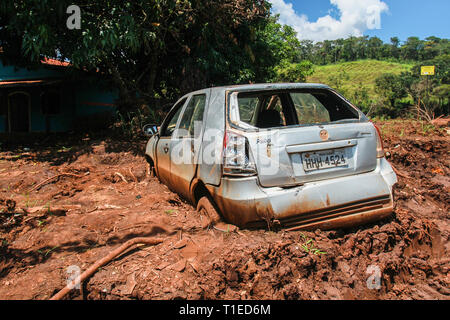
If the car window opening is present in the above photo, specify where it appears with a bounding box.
[230,89,361,129]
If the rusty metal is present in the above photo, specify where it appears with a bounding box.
[279,195,392,230]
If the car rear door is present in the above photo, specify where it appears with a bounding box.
[169,93,208,199]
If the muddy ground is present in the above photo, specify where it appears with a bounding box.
[0,120,448,300]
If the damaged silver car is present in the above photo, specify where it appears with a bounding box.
[144,83,397,230]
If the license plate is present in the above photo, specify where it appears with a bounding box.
[302,149,347,171]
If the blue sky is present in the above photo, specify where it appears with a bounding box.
[269,0,450,43]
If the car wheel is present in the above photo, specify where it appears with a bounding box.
[149,164,157,178]
[196,196,221,228]
[145,156,157,178]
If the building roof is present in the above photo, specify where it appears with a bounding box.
[40,57,71,67]
[0,46,70,67]
[0,79,63,87]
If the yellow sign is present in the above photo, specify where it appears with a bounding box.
[421,66,435,76]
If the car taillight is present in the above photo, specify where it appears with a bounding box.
[372,123,385,158]
[223,130,256,176]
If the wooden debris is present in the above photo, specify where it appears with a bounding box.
[128,167,138,183]
[50,237,163,300]
[29,172,87,192]
[391,164,411,179]
[114,172,128,183]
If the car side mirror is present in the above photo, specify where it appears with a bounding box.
[142,124,159,137]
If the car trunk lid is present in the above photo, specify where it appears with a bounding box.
[246,121,378,187]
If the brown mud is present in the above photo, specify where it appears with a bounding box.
[0,120,448,300]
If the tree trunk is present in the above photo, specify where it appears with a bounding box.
[147,51,159,99]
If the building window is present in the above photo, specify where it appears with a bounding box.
[41,90,61,115]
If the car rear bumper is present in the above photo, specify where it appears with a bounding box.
[207,158,397,230]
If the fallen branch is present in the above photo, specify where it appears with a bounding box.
[84,206,98,214]
[391,164,411,179]
[50,237,164,300]
[116,222,155,233]
[114,172,128,183]
[29,172,86,192]
[128,168,138,183]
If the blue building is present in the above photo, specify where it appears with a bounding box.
[0,56,118,133]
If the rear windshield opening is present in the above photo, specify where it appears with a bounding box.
[230,89,360,129]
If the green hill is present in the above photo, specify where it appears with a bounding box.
[307,59,413,100]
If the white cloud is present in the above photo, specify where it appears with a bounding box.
[268,0,389,42]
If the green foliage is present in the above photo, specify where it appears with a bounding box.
[115,104,163,137]
[307,56,448,120]
[433,84,450,100]
[298,35,450,66]
[245,16,313,83]
[348,82,373,114]
[308,60,413,104]
[273,60,314,83]
[375,73,407,103]
[374,73,408,117]
[327,67,350,95]
[373,53,450,119]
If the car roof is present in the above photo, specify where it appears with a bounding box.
[185,83,331,96]
[210,83,330,93]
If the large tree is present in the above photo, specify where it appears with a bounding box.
[0,0,273,109]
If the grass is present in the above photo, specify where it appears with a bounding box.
[45,202,52,214]
[37,246,59,257]
[375,119,446,137]
[307,59,413,100]
[420,122,438,135]
[22,193,41,208]
[299,233,326,255]
[165,209,177,216]
[57,146,72,153]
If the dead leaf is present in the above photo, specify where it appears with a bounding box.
[180,242,199,261]
[169,258,187,272]
[189,260,200,273]
[155,261,171,270]
[431,168,444,175]
[121,273,137,295]
[173,238,188,249]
